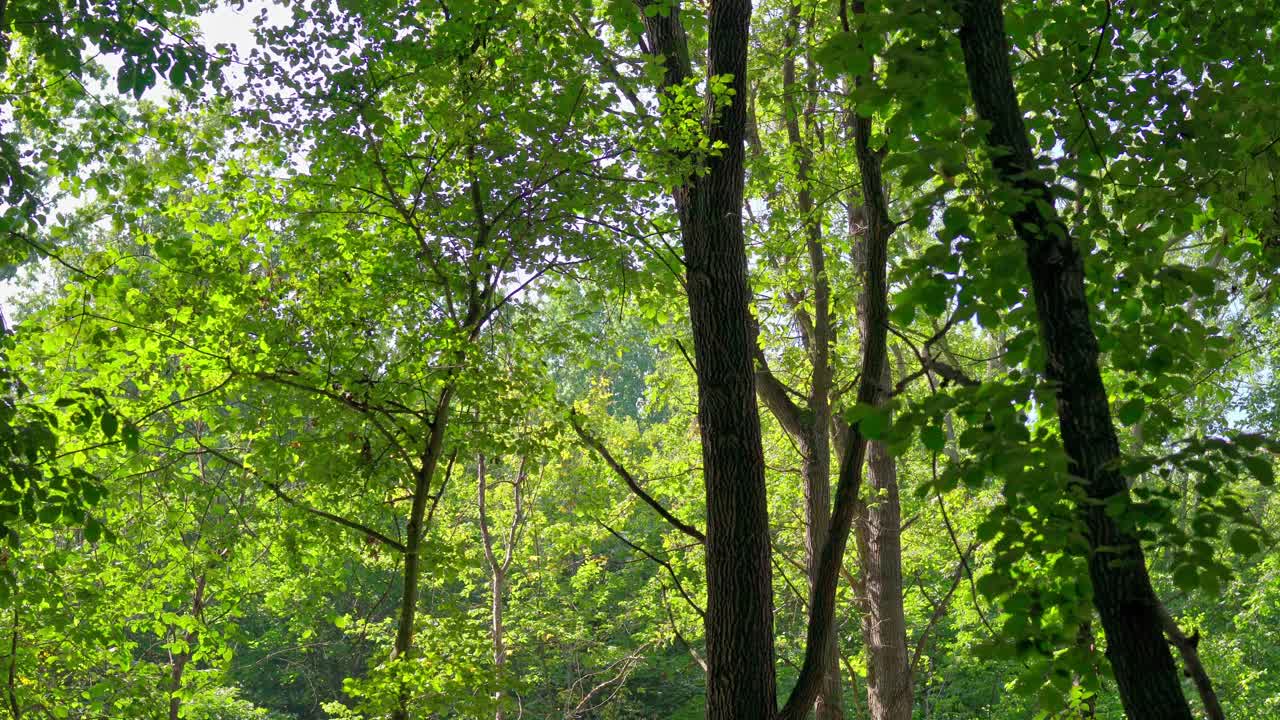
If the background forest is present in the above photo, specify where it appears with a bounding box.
[2,0,1279,719]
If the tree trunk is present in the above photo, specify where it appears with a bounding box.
[169,573,207,720]
[638,3,778,719]
[779,24,895,714]
[845,13,912,712]
[781,4,843,715]
[490,567,506,720]
[853,378,913,720]
[852,236,912,720]
[952,2,1194,718]
[806,448,845,720]
[392,388,453,720]
[478,455,526,720]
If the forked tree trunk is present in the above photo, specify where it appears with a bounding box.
[478,455,526,720]
[778,14,895,712]
[952,2,1194,717]
[780,4,843,716]
[845,5,913,711]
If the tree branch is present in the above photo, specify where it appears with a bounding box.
[597,519,704,620]
[570,415,706,544]
[1157,603,1224,720]
[193,440,407,553]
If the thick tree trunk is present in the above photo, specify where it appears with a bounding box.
[952,2,1194,718]
[851,213,911,720]
[638,3,778,719]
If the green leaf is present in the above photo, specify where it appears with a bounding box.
[1242,455,1274,486]
[1116,398,1144,425]
[1198,570,1221,596]
[920,424,947,452]
[975,517,1002,542]
[122,423,140,452]
[976,572,1010,599]
[860,404,890,438]
[814,31,871,78]
[1172,564,1198,592]
[1228,529,1261,556]
[100,411,118,439]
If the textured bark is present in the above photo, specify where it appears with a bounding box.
[952,2,1194,718]
[844,6,913,711]
[852,227,911,720]
[638,3,779,719]
[804,438,844,720]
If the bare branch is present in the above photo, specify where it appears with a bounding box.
[596,519,704,620]
[570,415,706,544]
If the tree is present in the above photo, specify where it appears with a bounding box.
[950,0,1193,716]
[3,1,1280,718]
[632,2,780,718]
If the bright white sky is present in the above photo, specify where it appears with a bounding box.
[198,1,271,50]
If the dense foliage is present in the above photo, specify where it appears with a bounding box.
[2,0,1278,719]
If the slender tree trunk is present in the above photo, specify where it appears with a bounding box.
[781,4,842,715]
[392,388,453,720]
[0,0,11,72]
[638,3,778,718]
[805,449,845,720]
[172,433,215,720]
[843,11,912,711]
[852,254,912,720]
[169,573,207,720]
[490,566,506,720]
[7,606,20,720]
[779,20,895,712]
[478,455,526,720]
[952,2,1194,718]
[1073,621,1098,719]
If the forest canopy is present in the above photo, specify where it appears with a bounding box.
[1,1,1279,719]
